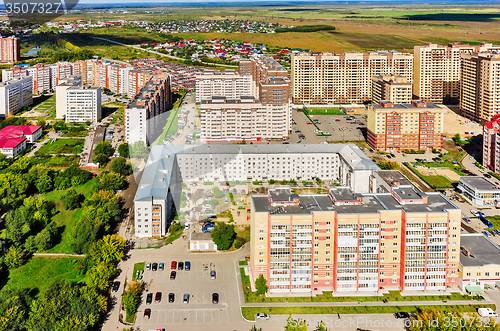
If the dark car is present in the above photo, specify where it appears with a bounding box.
[212,293,219,304]
[390,154,395,158]
[171,261,177,270]
[159,263,164,271]
[185,261,191,271]
[168,293,175,303]
[394,312,410,319]
[146,293,153,305]
[155,292,162,303]
[178,261,184,270]
[484,173,492,178]
[152,263,158,271]
[143,308,151,319]
[170,271,176,280]
[112,281,120,293]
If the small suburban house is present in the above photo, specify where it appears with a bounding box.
[189,232,217,252]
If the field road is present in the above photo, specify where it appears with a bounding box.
[92,37,238,68]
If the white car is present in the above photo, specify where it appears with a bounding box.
[256,313,270,320]
[184,223,190,230]
[478,308,498,317]
[203,204,212,209]
[471,210,479,216]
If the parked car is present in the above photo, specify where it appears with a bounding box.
[478,308,498,318]
[306,121,313,125]
[184,223,190,230]
[178,262,184,270]
[484,173,492,178]
[145,262,151,270]
[462,217,472,224]
[212,293,219,304]
[255,313,270,320]
[146,293,153,305]
[168,293,175,303]
[155,292,162,303]
[112,281,120,293]
[143,308,151,319]
[183,293,190,303]
[152,263,158,271]
[170,271,176,280]
[210,270,216,279]
[159,263,164,271]
[394,312,410,319]
[171,261,177,269]
[185,261,191,271]
[471,210,479,216]
[483,231,492,238]
[495,229,500,236]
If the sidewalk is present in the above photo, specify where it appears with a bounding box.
[242,299,491,308]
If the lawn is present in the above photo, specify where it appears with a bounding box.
[61,130,88,137]
[241,304,496,321]
[30,155,79,167]
[1,258,85,294]
[133,262,145,281]
[35,138,85,155]
[486,216,500,231]
[305,108,345,115]
[404,162,454,189]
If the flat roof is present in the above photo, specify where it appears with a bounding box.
[371,102,441,111]
[459,176,500,192]
[375,170,413,187]
[460,234,500,267]
[190,232,214,241]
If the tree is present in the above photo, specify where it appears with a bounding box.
[122,281,143,318]
[34,221,58,251]
[408,307,500,331]
[5,209,25,247]
[452,133,463,146]
[211,222,236,250]
[130,141,149,159]
[0,290,31,331]
[378,160,400,170]
[118,143,130,158]
[255,274,268,295]
[35,174,54,193]
[62,188,83,210]
[212,186,225,198]
[94,141,111,157]
[94,172,126,192]
[109,157,132,176]
[85,262,116,291]
[208,198,218,207]
[87,235,126,265]
[4,246,25,269]
[285,316,308,331]
[93,153,109,166]
[36,118,46,128]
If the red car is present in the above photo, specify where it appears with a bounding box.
[335,119,341,122]
[306,121,313,124]
[171,261,177,270]
[144,308,151,319]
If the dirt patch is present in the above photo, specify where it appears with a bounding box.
[442,106,481,138]
[432,167,461,182]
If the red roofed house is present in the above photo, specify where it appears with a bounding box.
[0,137,26,158]
[0,125,42,142]
[483,114,500,174]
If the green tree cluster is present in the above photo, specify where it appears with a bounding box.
[378,160,401,170]
[130,141,149,159]
[118,143,130,158]
[211,222,236,250]
[109,157,132,176]
[123,281,143,319]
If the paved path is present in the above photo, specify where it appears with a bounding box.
[32,253,86,258]
[93,37,238,68]
[242,299,490,308]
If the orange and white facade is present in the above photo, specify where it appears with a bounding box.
[367,100,444,152]
[0,36,20,63]
[250,185,461,293]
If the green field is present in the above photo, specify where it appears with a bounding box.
[404,163,454,189]
[333,32,421,51]
[35,138,85,155]
[1,258,85,293]
[30,155,80,167]
[305,108,345,115]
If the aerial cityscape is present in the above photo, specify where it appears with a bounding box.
[0,1,500,331]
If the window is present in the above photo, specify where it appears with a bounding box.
[259,259,264,264]
[259,252,263,256]
[314,259,318,263]
[392,278,397,283]
[326,258,331,263]
[259,237,264,241]
[466,273,471,276]
[259,230,264,234]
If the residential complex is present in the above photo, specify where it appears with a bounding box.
[0,36,20,63]
[413,42,500,104]
[124,78,171,145]
[250,183,461,293]
[366,100,444,152]
[483,114,500,174]
[371,75,412,104]
[56,76,82,120]
[198,55,291,142]
[0,76,33,117]
[291,51,413,104]
[460,52,500,124]
[457,176,500,207]
[56,75,103,123]
[133,144,379,237]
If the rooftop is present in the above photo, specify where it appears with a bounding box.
[459,176,500,192]
[0,125,41,139]
[460,234,500,267]
[371,101,442,111]
[190,232,214,241]
[375,170,413,187]
[0,137,26,149]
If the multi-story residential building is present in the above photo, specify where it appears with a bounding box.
[0,36,20,63]
[483,114,500,174]
[367,100,444,152]
[371,75,412,104]
[108,64,132,95]
[124,78,170,145]
[134,143,379,237]
[460,52,500,124]
[413,42,500,104]
[65,85,102,123]
[56,76,82,120]
[128,68,155,99]
[195,70,255,103]
[250,184,461,293]
[0,76,33,117]
[291,51,413,104]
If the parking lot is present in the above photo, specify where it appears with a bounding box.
[291,111,366,144]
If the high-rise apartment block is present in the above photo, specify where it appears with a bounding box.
[0,36,20,63]
[198,56,291,142]
[0,76,33,117]
[413,42,500,104]
[56,76,102,123]
[371,75,412,104]
[460,52,500,124]
[483,114,500,174]
[367,100,444,152]
[291,51,412,104]
[124,78,171,146]
[250,183,461,293]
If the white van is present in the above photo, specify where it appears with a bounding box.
[478,308,498,317]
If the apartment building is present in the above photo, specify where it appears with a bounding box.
[413,42,500,104]
[195,70,255,103]
[124,78,170,145]
[291,51,413,104]
[56,76,82,120]
[0,76,33,117]
[0,36,20,63]
[371,75,412,104]
[250,184,461,293]
[65,86,102,123]
[460,52,500,124]
[483,114,500,174]
[128,68,155,99]
[367,100,444,152]
[134,143,379,237]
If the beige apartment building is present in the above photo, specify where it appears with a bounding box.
[460,52,500,124]
[367,100,444,152]
[195,70,255,103]
[291,51,413,104]
[371,75,412,104]
[413,42,500,104]
[250,185,461,293]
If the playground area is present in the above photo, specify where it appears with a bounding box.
[415,165,461,182]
